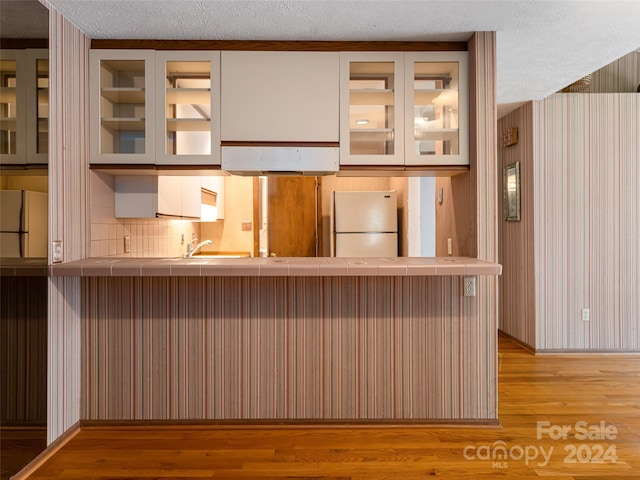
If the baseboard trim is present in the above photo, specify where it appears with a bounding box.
[10,421,81,480]
[79,418,501,429]
[498,330,535,353]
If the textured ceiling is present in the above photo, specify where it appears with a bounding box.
[0,0,49,38]
[11,1,640,117]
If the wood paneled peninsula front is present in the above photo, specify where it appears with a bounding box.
[51,256,501,423]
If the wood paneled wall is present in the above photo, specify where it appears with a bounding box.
[591,50,640,93]
[497,103,536,347]
[47,4,90,443]
[533,93,640,351]
[0,276,47,424]
[499,92,640,351]
[467,32,498,412]
[81,276,495,421]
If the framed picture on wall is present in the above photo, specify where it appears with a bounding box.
[503,162,521,221]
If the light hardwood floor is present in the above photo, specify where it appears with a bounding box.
[17,335,640,479]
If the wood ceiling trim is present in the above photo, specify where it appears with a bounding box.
[90,40,468,51]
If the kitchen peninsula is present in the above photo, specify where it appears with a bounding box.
[47,27,497,442]
[51,256,500,421]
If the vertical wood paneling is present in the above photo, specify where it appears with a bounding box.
[81,276,494,421]
[0,276,48,424]
[47,4,90,443]
[497,103,537,347]
[591,51,640,93]
[533,93,640,351]
[467,32,498,417]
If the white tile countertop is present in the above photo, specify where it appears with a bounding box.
[49,256,502,277]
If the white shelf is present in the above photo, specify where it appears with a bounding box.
[166,88,210,104]
[0,117,17,130]
[0,87,17,103]
[166,118,211,132]
[101,87,146,104]
[349,128,394,142]
[349,89,394,106]
[102,117,146,131]
[414,128,458,142]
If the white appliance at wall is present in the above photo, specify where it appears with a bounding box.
[333,191,398,257]
[0,190,47,257]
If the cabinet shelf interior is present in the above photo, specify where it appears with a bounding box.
[101,87,145,104]
[102,117,146,131]
[0,117,17,129]
[349,89,394,106]
[0,87,17,103]
[166,118,211,132]
[166,88,211,104]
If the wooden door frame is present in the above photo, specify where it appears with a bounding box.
[252,176,323,257]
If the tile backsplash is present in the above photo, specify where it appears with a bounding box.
[90,172,200,258]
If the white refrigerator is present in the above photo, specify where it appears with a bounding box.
[0,190,48,258]
[333,191,398,257]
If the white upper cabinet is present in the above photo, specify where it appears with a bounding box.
[339,51,468,167]
[0,49,48,165]
[404,52,468,166]
[339,52,405,166]
[155,51,221,165]
[90,49,156,164]
[115,175,202,219]
[221,51,339,142]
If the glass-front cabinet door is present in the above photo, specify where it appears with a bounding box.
[0,50,25,164]
[90,50,155,164]
[0,49,48,166]
[340,52,404,166]
[26,50,48,165]
[155,51,220,165]
[405,52,468,166]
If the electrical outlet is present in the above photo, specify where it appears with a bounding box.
[463,276,476,297]
[242,221,252,232]
[124,235,131,253]
[52,240,63,263]
[582,308,590,321]
[447,238,453,256]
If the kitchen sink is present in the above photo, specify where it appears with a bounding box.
[191,253,249,258]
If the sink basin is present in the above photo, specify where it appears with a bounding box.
[191,253,249,258]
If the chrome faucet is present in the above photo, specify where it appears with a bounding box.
[183,239,212,258]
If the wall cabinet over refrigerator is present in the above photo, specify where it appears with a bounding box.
[405,52,468,166]
[339,51,468,167]
[0,49,48,166]
[339,52,405,166]
[90,49,221,166]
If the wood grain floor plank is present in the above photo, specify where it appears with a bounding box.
[17,336,640,479]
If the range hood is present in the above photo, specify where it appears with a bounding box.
[222,146,339,176]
